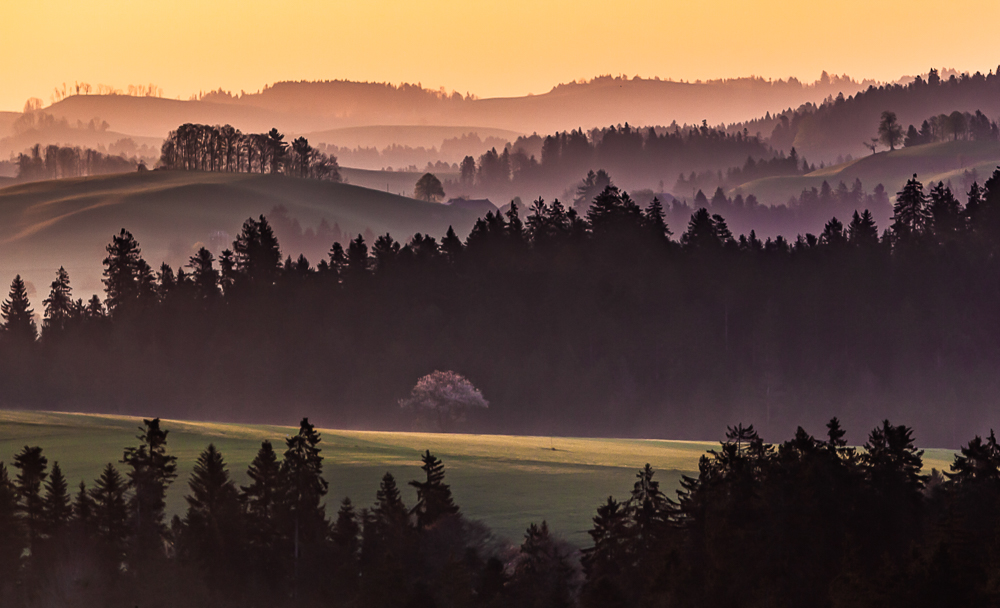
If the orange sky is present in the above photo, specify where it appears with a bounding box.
[2,0,1000,112]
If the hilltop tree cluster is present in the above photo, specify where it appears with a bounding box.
[158,124,341,180]
[3,416,1000,605]
[2,169,1000,445]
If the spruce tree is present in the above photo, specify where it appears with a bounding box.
[72,481,94,529]
[41,267,73,334]
[241,440,285,552]
[891,174,930,241]
[847,209,879,247]
[1,275,37,343]
[441,226,464,261]
[409,450,459,529]
[182,444,242,581]
[187,247,220,299]
[13,445,48,543]
[121,418,177,555]
[42,462,71,535]
[102,228,155,313]
[90,463,129,547]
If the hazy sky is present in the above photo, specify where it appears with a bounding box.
[3,0,999,112]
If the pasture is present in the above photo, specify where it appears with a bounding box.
[0,410,958,547]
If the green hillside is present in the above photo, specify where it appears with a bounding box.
[0,411,957,547]
[732,140,1000,204]
[0,170,483,299]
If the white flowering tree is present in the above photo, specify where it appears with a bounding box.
[399,371,489,432]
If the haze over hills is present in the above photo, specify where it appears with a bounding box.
[26,74,869,144]
[0,171,484,300]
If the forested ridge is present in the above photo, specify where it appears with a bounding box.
[1,169,1000,445]
[3,415,1000,606]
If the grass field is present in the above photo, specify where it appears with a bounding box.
[0,410,959,547]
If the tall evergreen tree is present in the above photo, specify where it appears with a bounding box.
[281,418,328,565]
[1,275,37,343]
[13,445,48,543]
[121,418,177,555]
[241,440,285,552]
[90,463,129,547]
[187,247,220,299]
[892,174,930,241]
[181,444,242,583]
[42,462,71,535]
[409,451,459,529]
[41,267,73,334]
[102,228,155,313]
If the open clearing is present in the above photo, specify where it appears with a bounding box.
[0,411,959,546]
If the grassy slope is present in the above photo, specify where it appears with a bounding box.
[732,140,1000,204]
[341,167,460,197]
[0,170,482,298]
[0,411,956,546]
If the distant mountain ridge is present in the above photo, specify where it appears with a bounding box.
[33,74,871,142]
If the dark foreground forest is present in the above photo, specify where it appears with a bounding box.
[3,416,1000,606]
[1,169,1000,446]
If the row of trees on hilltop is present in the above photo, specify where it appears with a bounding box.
[158,123,341,180]
[4,415,1000,605]
[2,169,1000,444]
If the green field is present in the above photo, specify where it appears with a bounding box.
[0,410,959,547]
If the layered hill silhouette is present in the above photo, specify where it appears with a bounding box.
[0,171,483,302]
[31,75,868,144]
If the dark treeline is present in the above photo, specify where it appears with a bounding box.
[2,169,1000,445]
[0,417,571,607]
[5,416,1000,606]
[761,67,1000,157]
[159,123,341,180]
[450,122,776,201]
[653,176,892,241]
[903,109,1000,147]
[15,143,138,181]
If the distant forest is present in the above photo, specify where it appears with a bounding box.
[4,415,1000,606]
[1,167,999,446]
[14,144,139,181]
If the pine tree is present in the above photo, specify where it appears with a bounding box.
[182,444,242,579]
[409,450,459,529]
[72,481,94,529]
[847,209,879,247]
[42,462,71,535]
[102,228,155,313]
[13,445,48,543]
[642,197,671,240]
[41,267,73,334]
[928,181,963,239]
[232,215,282,284]
[90,463,129,547]
[121,418,177,556]
[241,440,285,552]
[1,275,37,343]
[371,472,409,534]
[440,226,464,261]
[891,174,930,241]
[187,247,220,299]
[512,521,574,608]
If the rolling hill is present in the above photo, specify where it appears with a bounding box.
[732,140,1000,204]
[0,410,957,546]
[0,171,484,300]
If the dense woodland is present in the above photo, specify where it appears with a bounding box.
[0,167,999,446]
[3,416,1000,606]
